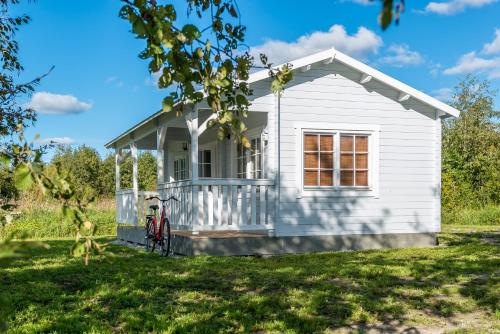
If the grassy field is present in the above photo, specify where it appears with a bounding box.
[1,225,498,333]
[442,205,500,226]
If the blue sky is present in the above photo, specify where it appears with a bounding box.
[12,0,500,158]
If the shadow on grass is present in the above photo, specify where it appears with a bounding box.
[1,232,499,333]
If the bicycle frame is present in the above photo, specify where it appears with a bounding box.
[150,203,166,242]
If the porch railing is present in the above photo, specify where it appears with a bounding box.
[157,178,275,231]
[116,189,158,225]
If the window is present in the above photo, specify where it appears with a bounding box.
[236,137,263,179]
[340,135,368,187]
[173,156,187,181]
[303,132,369,188]
[198,150,212,178]
[303,133,334,186]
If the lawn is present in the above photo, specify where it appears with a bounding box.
[1,225,498,334]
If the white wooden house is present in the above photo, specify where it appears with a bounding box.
[105,48,459,255]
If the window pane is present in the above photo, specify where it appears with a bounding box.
[198,151,202,161]
[340,135,353,151]
[340,171,354,186]
[204,164,211,178]
[204,150,211,163]
[320,170,333,186]
[320,135,333,151]
[304,170,318,186]
[340,153,354,169]
[304,152,318,169]
[355,136,368,152]
[304,134,318,151]
[355,154,368,169]
[356,171,368,186]
[320,153,333,169]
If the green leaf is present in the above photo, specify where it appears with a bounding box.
[162,96,174,113]
[0,152,9,167]
[13,163,32,190]
[71,242,85,257]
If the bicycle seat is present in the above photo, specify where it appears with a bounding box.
[149,204,159,210]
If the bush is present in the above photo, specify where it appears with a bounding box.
[0,208,116,239]
[442,205,500,226]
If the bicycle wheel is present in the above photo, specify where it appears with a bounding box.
[144,218,155,252]
[160,217,171,256]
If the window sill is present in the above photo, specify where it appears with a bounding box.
[298,187,378,198]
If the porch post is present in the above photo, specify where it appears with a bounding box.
[130,142,139,225]
[188,107,199,233]
[157,125,167,185]
[115,148,121,192]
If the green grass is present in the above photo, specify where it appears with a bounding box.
[1,226,498,333]
[0,208,116,239]
[443,205,500,226]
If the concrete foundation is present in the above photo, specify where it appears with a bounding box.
[116,226,437,256]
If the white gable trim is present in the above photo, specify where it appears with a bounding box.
[248,48,459,118]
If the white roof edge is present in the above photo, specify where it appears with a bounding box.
[248,47,460,118]
[105,48,459,148]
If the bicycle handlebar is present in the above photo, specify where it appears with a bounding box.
[145,195,179,202]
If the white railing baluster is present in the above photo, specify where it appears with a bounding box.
[202,185,209,225]
[241,186,247,226]
[221,185,228,225]
[251,185,257,225]
[231,185,238,225]
[212,185,219,226]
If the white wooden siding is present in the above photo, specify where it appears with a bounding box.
[274,61,439,236]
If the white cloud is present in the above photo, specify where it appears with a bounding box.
[36,137,75,145]
[432,87,454,102]
[425,0,497,15]
[443,51,500,75]
[250,24,383,65]
[105,76,124,88]
[378,44,424,67]
[27,92,92,115]
[482,28,500,55]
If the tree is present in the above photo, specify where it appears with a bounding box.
[442,75,500,210]
[121,0,405,147]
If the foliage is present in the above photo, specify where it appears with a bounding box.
[52,145,104,199]
[0,164,17,202]
[119,151,157,191]
[442,76,500,211]
[0,0,42,137]
[120,0,292,148]
[1,225,498,333]
[442,204,500,226]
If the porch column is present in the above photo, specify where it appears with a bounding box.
[130,142,139,225]
[115,148,121,192]
[190,110,199,181]
[157,125,167,184]
[187,107,199,233]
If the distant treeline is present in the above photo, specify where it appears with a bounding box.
[0,146,157,201]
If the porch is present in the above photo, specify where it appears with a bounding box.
[110,106,278,237]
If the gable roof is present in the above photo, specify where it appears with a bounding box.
[105,47,459,149]
[248,47,459,118]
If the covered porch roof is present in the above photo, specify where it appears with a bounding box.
[106,108,268,151]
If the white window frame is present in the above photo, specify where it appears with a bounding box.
[173,154,188,181]
[232,130,265,179]
[295,122,380,198]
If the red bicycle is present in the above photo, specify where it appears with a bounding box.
[144,195,178,256]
